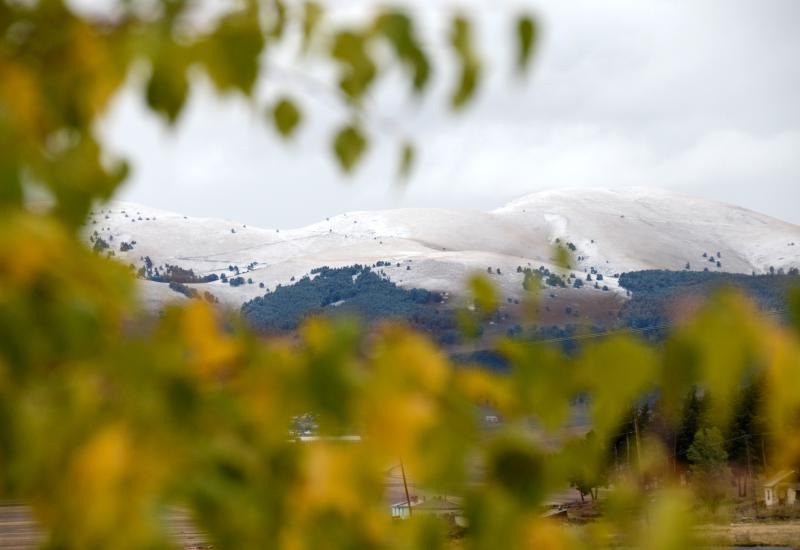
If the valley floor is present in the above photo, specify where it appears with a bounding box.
[3,503,799,548]
[0,505,206,550]
[697,520,800,547]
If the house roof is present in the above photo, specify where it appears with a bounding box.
[763,469,797,487]
[391,496,462,512]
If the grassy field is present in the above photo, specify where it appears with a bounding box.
[0,505,207,550]
[696,520,800,547]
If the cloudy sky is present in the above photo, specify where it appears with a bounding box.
[95,0,800,228]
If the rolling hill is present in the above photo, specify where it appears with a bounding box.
[84,187,800,310]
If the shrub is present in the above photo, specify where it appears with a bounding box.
[168,281,198,299]
[92,237,109,253]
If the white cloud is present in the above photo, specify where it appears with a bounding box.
[96,0,800,226]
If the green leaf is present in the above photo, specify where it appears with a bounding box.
[197,6,265,95]
[552,242,572,270]
[502,341,573,430]
[468,274,497,314]
[268,0,286,40]
[577,337,658,440]
[373,11,430,93]
[456,309,481,341]
[485,436,547,507]
[330,31,377,102]
[449,16,482,109]
[301,1,324,52]
[333,124,367,173]
[789,288,800,337]
[0,155,22,206]
[145,55,188,124]
[271,98,302,138]
[397,141,415,180]
[47,134,129,227]
[515,15,538,74]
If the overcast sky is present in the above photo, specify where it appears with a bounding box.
[95,0,800,228]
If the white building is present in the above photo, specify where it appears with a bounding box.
[763,470,799,506]
[390,495,463,520]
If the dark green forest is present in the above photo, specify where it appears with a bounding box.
[618,270,800,335]
[241,265,453,334]
[239,266,800,361]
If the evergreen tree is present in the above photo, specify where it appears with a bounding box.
[726,380,766,470]
[676,388,705,465]
[687,427,731,511]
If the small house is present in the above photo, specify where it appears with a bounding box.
[391,495,463,520]
[763,470,799,506]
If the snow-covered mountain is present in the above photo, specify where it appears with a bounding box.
[86,187,800,309]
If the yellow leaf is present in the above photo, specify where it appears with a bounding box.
[468,273,498,313]
[181,302,237,378]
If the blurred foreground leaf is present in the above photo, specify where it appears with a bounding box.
[272,97,303,137]
[515,15,538,74]
[333,124,367,172]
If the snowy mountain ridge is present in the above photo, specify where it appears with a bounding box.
[85,187,800,309]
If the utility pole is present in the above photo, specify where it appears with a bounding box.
[673,432,678,476]
[745,437,752,497]
[746,437,757,515]
[400,459,413,518]
[633,411,642,467]
[626,433,631,467]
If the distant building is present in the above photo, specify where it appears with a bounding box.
[540,506,569,521]
[390,495,463,520]
[763,470,799,506]
[295,435,361,443]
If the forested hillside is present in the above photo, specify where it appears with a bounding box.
[618,270,800,334]
[241,266,800,353]
[241,265,454,334]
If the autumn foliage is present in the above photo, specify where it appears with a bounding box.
[1,2,799,549]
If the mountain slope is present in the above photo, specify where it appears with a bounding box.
[85,187,800,308]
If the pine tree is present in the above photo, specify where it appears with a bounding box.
[676,388,705,465]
